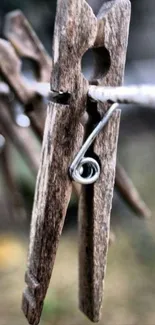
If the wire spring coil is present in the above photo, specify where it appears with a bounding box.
[69,103,118,185]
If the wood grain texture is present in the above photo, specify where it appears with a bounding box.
[22,1,97,324]
[79,0,131,321]
[79,110,120,321]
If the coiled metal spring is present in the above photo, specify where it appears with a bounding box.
[69,103,118,185]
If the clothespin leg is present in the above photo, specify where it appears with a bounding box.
[78,0,131,321]
[22,1,97,324]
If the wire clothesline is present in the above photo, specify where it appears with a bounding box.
[29,82,155,108]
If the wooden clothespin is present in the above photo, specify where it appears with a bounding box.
[21,1,131,324]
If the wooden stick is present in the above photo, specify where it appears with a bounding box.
[79,0,131,321]
[89,84,155,107]
[22,1,97,324]
[79,110,121,320]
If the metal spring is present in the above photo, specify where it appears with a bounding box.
[69,103,118,185]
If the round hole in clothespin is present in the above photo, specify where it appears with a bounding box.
[92,47,111,81]
[81,47,111,83]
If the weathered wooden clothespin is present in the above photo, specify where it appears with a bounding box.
[19,0,148,324]
[21,0,131,323]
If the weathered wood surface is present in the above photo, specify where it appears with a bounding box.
[79,110,120,320]
[79,0,131,321]
[22,1,97,324]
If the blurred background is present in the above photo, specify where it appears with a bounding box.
[0,0,155,325]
